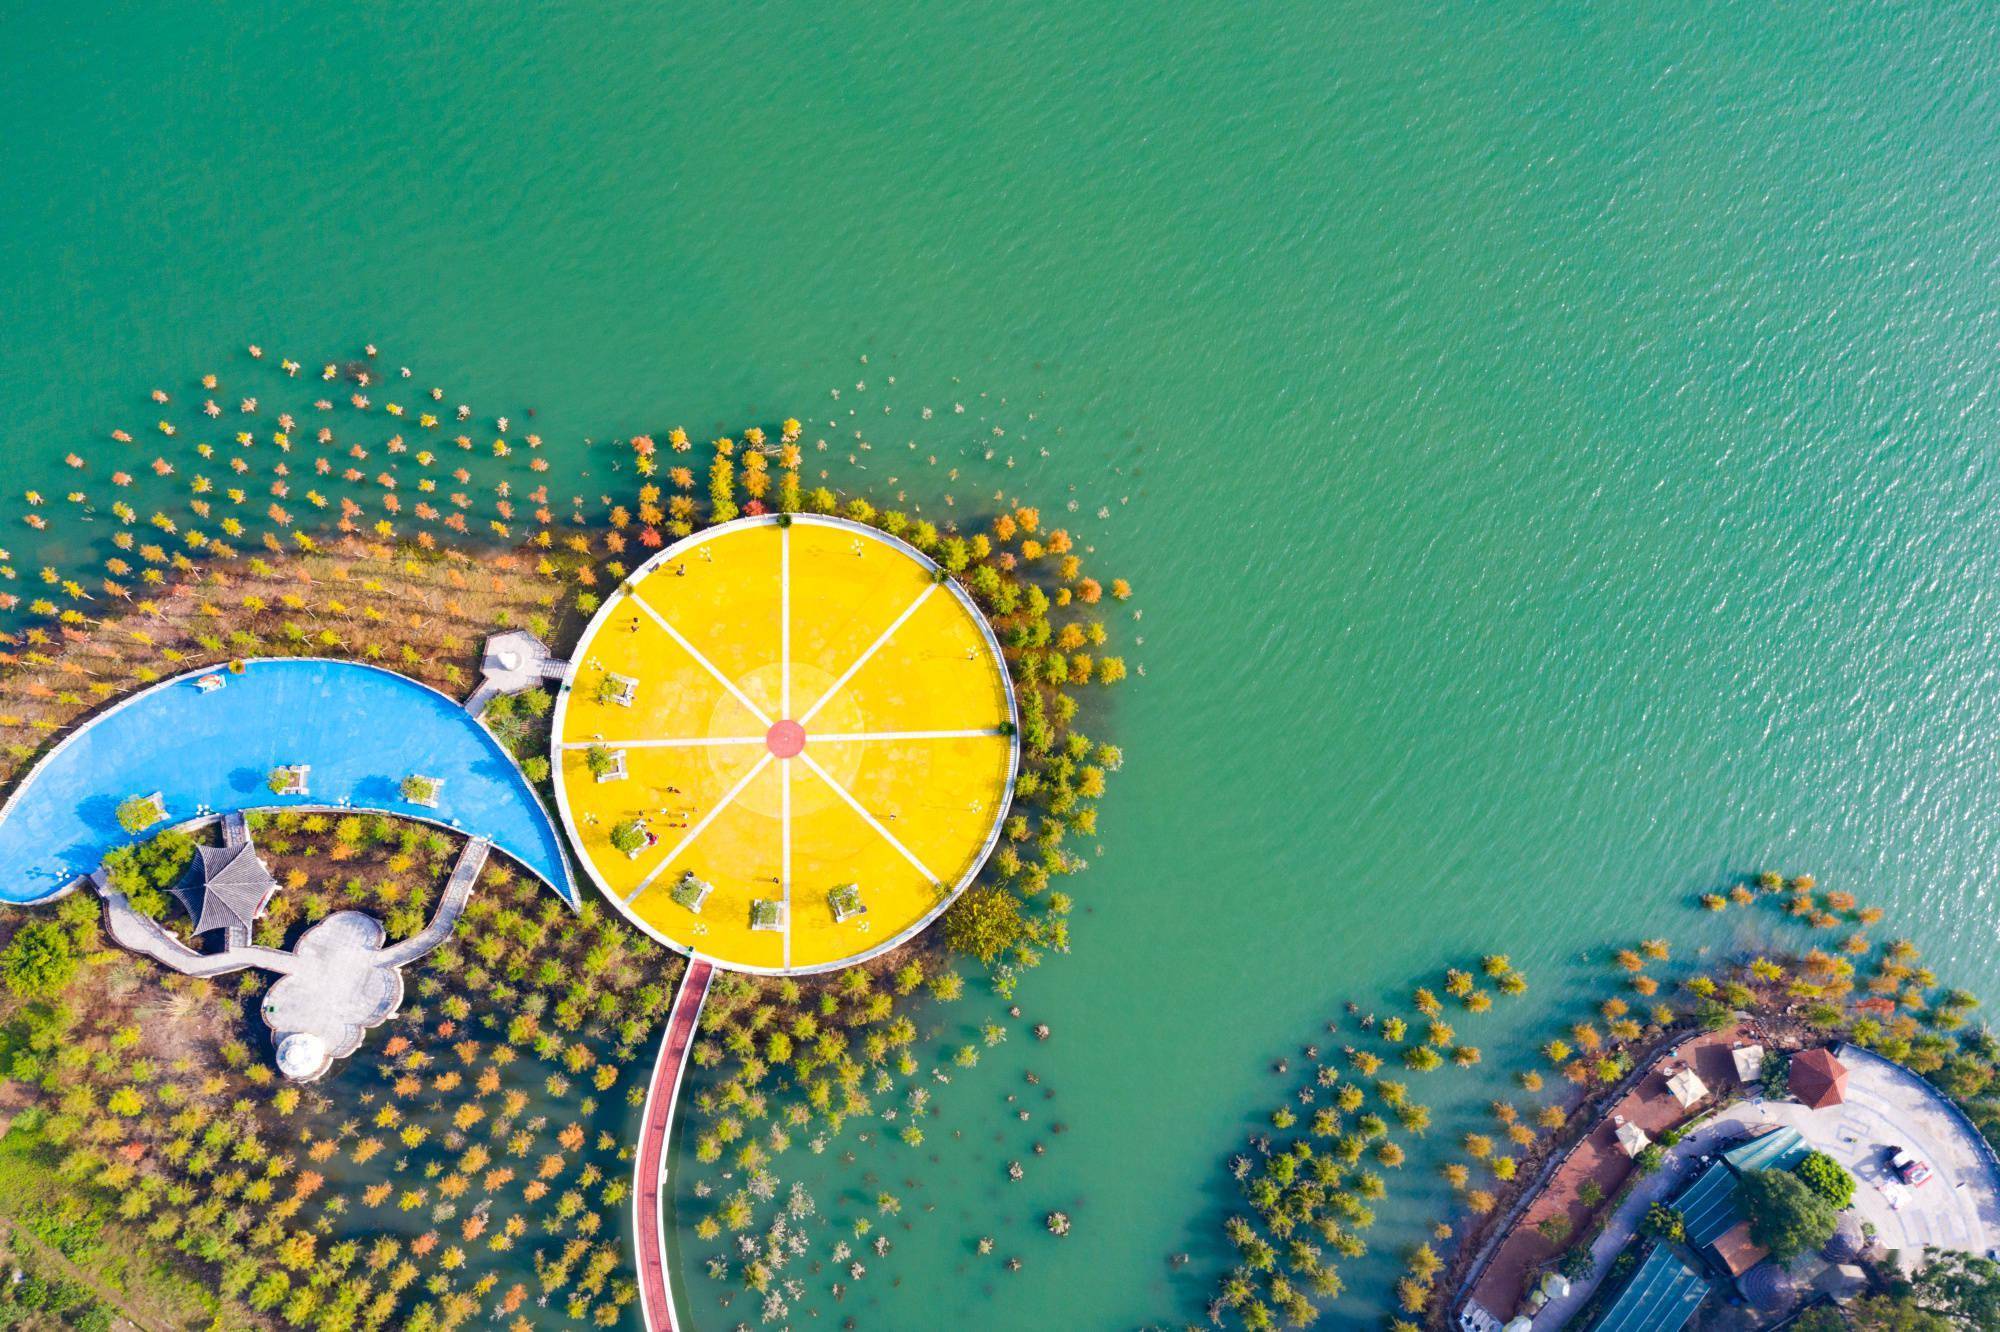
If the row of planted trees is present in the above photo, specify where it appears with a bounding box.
[5,349,577,625]
[0,539,580,787]
[1186,954,1533,1331]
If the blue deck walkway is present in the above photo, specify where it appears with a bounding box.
[0,658,575,904]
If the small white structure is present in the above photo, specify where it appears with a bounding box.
[465,629,571,717]
[1667,1066,1709,1108]
[1615,1119,1651,1157]
[602,673,638,708]
[1733,1043,1766,1082]
[1503,1319,1534,1332]
[195,673,226,693]
[480,629,568,683]
[1457,1303,1503,1332]
[402,774,444,808]
[593,748,628,783]
[670,871,712,914]
[829,883,866,922]
[124,792,168,831]
[270,764,310,796]
[1539,1272,1571,1302]
[750,899,786,932]
[276,1032,331,1082]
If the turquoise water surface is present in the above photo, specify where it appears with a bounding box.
[0,659,574,903]
[5,3,2000,1328]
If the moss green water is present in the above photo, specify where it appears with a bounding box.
[7,3,2000,1327]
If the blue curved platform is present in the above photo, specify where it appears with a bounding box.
[0,658,576,905]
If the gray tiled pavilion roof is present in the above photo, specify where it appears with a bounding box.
[172,842,278,935]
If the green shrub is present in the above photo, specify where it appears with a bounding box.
[115,795,163,834]
[101,830,198,919]
[1794,1151,1856,1209]
[1,922,77,1000]
[943,886,1025,964]
[1738,1167,1838,1259]
[608,819,649,855]
[1640,1202,1685,1242]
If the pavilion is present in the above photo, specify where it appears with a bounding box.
[1789,1047,1849,1110]
[173,841,278,942]
[1614,1119,1651,1157]
[1666,1065,1709,1108]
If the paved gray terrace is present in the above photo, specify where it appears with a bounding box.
[466,629,570,716]
[1789,1044,2000,1262]
[96,834,489,1080]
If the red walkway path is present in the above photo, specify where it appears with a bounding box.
[635,958,714,1332]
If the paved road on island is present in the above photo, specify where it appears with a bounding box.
[636,958,714,1332]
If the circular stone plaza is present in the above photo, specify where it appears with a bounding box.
[550,515,1018,974]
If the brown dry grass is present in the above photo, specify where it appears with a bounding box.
[0,535,597,792]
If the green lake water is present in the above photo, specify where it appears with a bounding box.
[7,3,2000,1327]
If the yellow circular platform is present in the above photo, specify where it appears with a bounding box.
[550,514,1018,973]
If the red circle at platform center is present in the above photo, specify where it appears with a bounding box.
[765,719,807,758]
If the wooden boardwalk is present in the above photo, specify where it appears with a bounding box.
[635,958,714,1332]
[380,836,487,965]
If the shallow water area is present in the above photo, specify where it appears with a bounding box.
[295,1017,651,1332]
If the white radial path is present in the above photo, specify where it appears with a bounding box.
[811,728,1006,743]
[796,583,936,727]
[798,751,938,882]
[780,525,792,966]
[781,524,792,720]
[626,750,774,903]
[780,756,793,968]
[607,542,999,950]
[561,727,1004,751]
[630,596,773,729]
